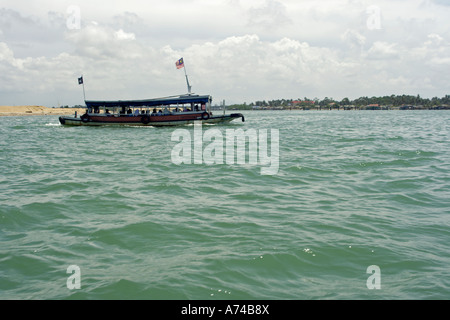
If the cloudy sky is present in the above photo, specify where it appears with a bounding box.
[0,0,449,106]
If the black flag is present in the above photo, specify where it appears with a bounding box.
[78,77,83,85]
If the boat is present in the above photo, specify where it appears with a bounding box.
[58,94,244,126]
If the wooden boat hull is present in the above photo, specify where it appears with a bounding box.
[59,113,244,126]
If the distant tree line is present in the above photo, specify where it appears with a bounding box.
[228,94,450,109]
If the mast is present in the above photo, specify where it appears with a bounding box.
[78,75,86,101]
[82,79,86,101]
[183,62,192,94]
[176,57,192,94]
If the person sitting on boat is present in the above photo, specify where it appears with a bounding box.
[134,109,140,116]
[127,108,132,115]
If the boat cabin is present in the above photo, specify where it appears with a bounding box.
[84,94,212,117]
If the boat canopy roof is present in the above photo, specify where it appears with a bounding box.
[85,94,212,108]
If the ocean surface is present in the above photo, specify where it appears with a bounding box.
[0,110,449,300]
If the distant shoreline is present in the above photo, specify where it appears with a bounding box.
[0,106,85,117]
[2,105,449,117]
[225,105,450,111]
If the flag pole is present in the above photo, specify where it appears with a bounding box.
[78,75,86,101]
[81,75,86,101]
[176,58,192,94]
[183,60,192,94]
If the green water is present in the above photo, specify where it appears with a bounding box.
[0,111,449,300]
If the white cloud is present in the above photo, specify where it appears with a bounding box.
[246,0,292,29]
[0,42,15,63]
[0,0,449,106]
[341,29,366,48]
[367,41,399,60]
[425,33,444,46]
[114,29,136,41]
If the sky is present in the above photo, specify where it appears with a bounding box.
[0,0,449,106]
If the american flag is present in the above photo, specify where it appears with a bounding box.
[175,58,184,69]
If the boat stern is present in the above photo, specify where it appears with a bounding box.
[230,113,245,122]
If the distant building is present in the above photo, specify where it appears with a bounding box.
[365,104,381,110]
[291,100,316,106]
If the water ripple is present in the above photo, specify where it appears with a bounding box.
[1,111,449,299]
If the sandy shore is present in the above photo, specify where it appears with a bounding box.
[0,106,85,117]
